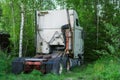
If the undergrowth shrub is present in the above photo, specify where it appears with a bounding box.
[77,56,120,80]
[0,51,12,76]
[3,70,61,80]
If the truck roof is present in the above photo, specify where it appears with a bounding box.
[36,9,81,29]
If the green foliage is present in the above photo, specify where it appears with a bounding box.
[0,51,12,76]
[96,23,120,56]
[0,51,120,80]
[85,57,120,80]
[0,0,120,79]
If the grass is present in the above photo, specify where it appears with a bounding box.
[0,51,120,80]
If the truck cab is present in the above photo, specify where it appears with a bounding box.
[36,9,84,58]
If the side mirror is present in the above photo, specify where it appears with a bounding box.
[82,30,85,39]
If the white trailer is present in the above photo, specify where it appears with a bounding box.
[12,9,84,74]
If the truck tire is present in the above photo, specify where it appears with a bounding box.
[46,57,63,74]
[61,55,71,72]
[12,58,25,74]
[51,58,63,75]
[66,59,70,71]
[77,59,81,66]
[46,56,70,74]
[58,63,63,74]
[78,54,84,65]
[80,55,84,65]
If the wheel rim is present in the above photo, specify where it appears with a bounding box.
[66,61,70,71]
[59,63,63,74]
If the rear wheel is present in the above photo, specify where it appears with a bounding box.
[51,62,63,75]
[66,60,70,71]
[58,63,63,74]
[50,57,64,75]
[61,55,71,72]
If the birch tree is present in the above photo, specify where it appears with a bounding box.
[19,3,24,57]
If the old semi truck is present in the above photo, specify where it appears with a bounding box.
[12,9,84,74]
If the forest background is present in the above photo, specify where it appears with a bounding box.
[0,0,120,80]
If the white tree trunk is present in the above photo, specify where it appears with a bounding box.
[19,4,24,57]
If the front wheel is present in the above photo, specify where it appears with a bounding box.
[78,54,84,65]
